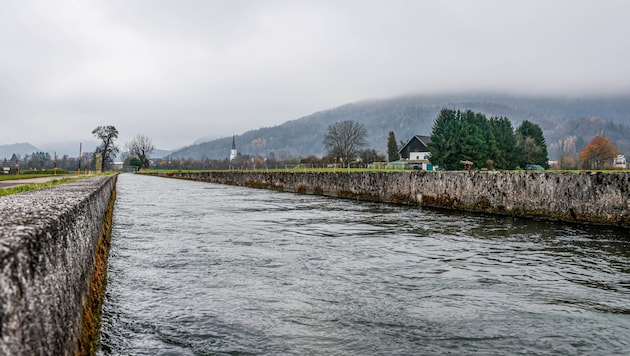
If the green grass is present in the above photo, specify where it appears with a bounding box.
[0,174,51,181]
[21,169,71,175]
[0,172,116,197]
[0,170,71,181]
[0,177,79,197]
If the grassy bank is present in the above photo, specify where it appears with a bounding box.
[0,172,116,197]
[0,169,71,181]
[0,178,79,197]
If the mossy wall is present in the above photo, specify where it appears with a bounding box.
[153,171,629,227]
[0,175,117,355]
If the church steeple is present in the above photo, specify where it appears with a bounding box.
[230,136,237,161]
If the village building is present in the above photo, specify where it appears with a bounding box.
[613,154,627,169]
[395,135,434,170]
[229,136,238,161]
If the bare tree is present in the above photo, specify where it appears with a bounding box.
[92,126,119,171]
[323,120,367,167]
[124,134,155,170]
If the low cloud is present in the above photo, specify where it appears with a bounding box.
[1,0,628,149]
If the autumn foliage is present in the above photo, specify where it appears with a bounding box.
[580,135,620,169]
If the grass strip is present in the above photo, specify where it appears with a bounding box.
[0,177,78,196]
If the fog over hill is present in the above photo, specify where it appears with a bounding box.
[0,143,40,161]
[169,94,630,161]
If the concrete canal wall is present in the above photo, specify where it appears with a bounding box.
[0,175,117,355]
[153,171,629,227]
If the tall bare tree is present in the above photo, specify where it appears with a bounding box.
[92,126,119,171]
[323,120,367,166]
[125,134,154,170]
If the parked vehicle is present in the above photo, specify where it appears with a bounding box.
[524,164,545,171]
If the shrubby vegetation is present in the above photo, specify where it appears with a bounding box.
[2,152,91,172]
[548,117,630,169]
[580,135,620,169]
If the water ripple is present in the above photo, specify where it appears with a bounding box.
[99,174,630,355]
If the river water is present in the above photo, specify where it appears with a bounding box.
[99,173,630,355]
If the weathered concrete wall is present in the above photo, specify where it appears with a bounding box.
[152,171,629,227]
[0,175,117,355]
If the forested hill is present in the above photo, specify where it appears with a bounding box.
[169,94,630,160]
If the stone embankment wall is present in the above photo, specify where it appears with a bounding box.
[153,171,629,227]
[0,175,117,355]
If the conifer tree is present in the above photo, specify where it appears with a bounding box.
[428,108,461,170]
[458,110,490,168]
[387,131,399,162]
[490,117,517,169]
[515,120,549,168]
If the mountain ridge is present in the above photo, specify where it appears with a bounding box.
[3,93,629,162]
[170,93,630,160]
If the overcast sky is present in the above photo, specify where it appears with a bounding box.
[1,0,629,149]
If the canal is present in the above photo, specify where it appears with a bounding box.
[99,173,630,355]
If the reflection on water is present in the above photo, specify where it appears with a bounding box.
[99,173,630,355]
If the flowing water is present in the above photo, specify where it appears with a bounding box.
[99,173,630,355]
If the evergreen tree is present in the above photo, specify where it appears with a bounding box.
[489,117,517,169]
[387,131,399,162]
[515,120,549,168]
[429,108,534,170]
[458,110,490,168]
[428,108,461,170]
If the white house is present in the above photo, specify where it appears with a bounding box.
[398,135,434,170]
[613,154,627,169]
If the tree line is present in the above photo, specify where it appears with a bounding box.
[6,115,620,173]
[427,109,549,170]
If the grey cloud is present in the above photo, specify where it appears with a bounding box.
[1,0,629,149]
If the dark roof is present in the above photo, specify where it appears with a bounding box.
[398,135,432,155]
[414,135,431,146]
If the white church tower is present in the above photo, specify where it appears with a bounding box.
[229,136,237,161]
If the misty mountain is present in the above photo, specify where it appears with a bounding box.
[38,141,98,159]
[170,94,630,161]
[193,135,221,145]
[151,148,176,160]
[546,117,630,159]
[1,143,40,160]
